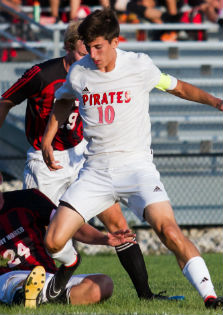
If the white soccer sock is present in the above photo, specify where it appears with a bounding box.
[50,239,78,266]
[182,256,217,300]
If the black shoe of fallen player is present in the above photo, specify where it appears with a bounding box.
[205,296,223,309]
[12,288,24,305]
[56,287,71,304]
[152,291,185,301]
[46,253,81,302]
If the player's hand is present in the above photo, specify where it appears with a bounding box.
[215,99,223,111]
[41,144,63,171]
[106,229,136,247]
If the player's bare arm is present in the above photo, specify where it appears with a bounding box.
[167,79,223,111]
[74,223,136,247]
[41,98,73,171]
[0,99,15,127]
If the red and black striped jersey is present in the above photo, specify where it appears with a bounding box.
[1,57,83,150]
[0,189,57,275]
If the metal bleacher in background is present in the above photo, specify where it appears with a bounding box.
[0,3,222,225]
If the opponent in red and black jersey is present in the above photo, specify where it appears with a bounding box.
[1,57,83,151]
[0,189,57,275]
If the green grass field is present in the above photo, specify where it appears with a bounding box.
[0,252,222,315]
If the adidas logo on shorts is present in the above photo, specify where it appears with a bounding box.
[153,186,162,192]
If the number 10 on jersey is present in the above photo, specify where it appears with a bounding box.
[97,105,115,124]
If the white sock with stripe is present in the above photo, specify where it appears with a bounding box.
[182,256,217,300]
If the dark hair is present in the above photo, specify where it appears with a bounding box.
[78,8,120,44]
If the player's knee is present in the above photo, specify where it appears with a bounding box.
[44,232,64,253]
[99,275,114,300]
[86,275,114,302]
[108,219,129,232]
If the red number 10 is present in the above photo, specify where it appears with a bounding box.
[97,105,115,124]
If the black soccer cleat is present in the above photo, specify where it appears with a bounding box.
[205,296,223,309]
[56,287,71,304]
[46,253,81,302]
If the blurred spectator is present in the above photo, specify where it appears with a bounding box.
[187,0,220,23]
[49,0,81,22]
[179,0,220,41]
[0,0,38,62]
[82,0,110,8]
[109,0,181,23]
[0,0,22,22]
[0,1,20,62]
[99,0,110,7]
[143,0,183,15]
[158,0,179,14]
[0,0,21,12]
[109,0,182,42]
[155,0,185,22]
[154,1,183,41]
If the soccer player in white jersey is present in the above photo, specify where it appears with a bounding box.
[41,8,223,309]
[0,20,159,301]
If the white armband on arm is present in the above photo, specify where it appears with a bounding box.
[155,73,178,91]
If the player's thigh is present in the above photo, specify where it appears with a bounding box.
[23,158,69,205]
[97,203,129,232]
[117,160,169,221]
[61,167,116,222]
[144,200,178,233]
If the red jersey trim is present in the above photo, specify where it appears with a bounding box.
[2,66,41,99]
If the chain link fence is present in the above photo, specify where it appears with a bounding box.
[1,152,222,227]
[127,153,222,226]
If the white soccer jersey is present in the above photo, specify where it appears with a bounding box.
[55,49,161,168]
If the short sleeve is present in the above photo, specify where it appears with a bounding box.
[1,65,42,105]
[55,74,75,100]
[138,53,161,92]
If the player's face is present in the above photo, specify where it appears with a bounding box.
[86,36,119,72]
[74,40,88,61]
[0,173,4,210]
